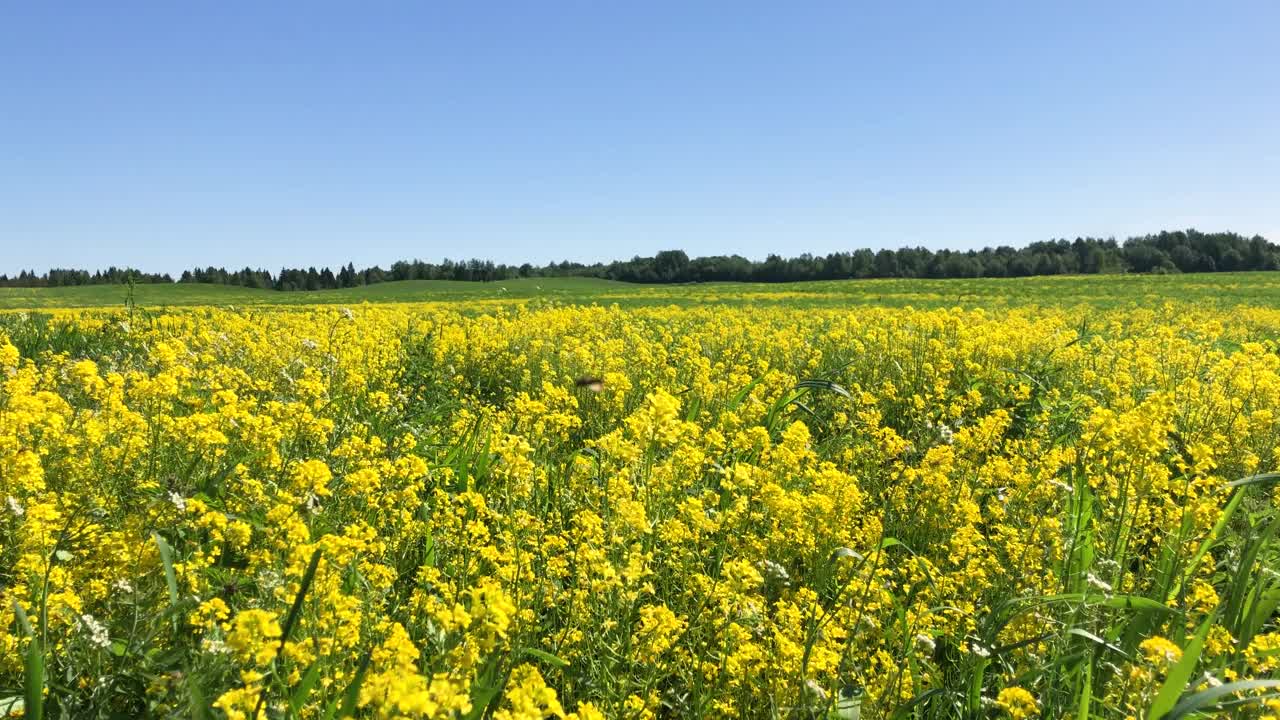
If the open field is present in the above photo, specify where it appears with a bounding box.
[4,271,1280,311]
[2,276,1280,718]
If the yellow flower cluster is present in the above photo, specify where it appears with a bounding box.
[1,299,1279,718]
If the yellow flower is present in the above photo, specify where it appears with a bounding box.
[1139,636,1183,666]
[633,604,685,663]
[190,597,231,633]
[996,686,1038,719]
[291,459,334,498]
[494,665,565,720]
[225,609,282,666]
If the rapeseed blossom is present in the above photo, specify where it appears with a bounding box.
[0,301,1278,718]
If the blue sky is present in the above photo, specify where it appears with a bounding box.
[2,2,1277,275]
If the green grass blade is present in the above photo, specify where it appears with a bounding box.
[887,688,942,720]
[1167,488,1243,602]
[12,599,33,636]
[289,663,324,716]
[24,637,43,720]
[252,548,323,720]
[795,378,852,398]
[1165,679,1280,720]
[1068,627,1129,658]
[1245,587,1280,645]
[14,600,43,720]
[1148,612,1216,719]
[521,647,569,669]
[1226,472,1280,488]
[1033,593,1177,614]
[1076,659,1092,720]
[153,531,180,607]
[188,680,214,720]
[334,651,372,719]
[279,548,324,653]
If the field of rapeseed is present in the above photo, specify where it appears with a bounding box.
[2,297,1280,719]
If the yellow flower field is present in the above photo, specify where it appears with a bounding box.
[2,300,1280,718]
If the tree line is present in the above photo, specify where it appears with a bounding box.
[0,267,173,288]
[2,229,1277,289]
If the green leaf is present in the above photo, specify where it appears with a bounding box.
[1076,660,1092,720]
[1164,679,1280,720]
[249,548,325,720]
[333,651,372,719]
[12,600,42,720]
[290,663,324,716]
[423,533,437,568]
[462,681,504,720]
[280,548,324,652]
[521,648,569,669]
[727,377,763,411]
[1068,627,1130,658]
[1226,472,1280,489]
[1167,488,1244,602]
[462,661,506,720]
[1148,612,1216,719]
[1030,592,1177,614]
[1245,588,1280,645]
[887,688,941,720]
[684,394,703,422]
[796,378,852,399]
[966,654,990,716]
[12,599,33,636]
[23,631,44,720]
[187,680,214,720]
[153,531,180,607]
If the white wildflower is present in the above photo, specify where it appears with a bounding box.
[258,570,282,592]
[77,614,110,649]
[112,578,134,594]
[915,634,937,653]
[970,642,991,658]
[301,338,318,351]
[1086,573,1113,593]
[168,491,187,512]
[5,496,23,517]
[339,307,354,320]
[757,559,791,585]
[202,637,230,654]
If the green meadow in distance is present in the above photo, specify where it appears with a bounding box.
[2,271,1279,311]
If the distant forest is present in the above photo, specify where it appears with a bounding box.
[2,229,1278,290]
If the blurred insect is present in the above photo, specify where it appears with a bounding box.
[220,579,241,599]
[575,377,604,393]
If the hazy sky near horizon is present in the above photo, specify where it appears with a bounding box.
[2,2,1278,275]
